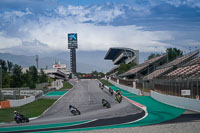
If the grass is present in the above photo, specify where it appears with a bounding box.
[58,81,73,91]
[0,98,56,122]
[99,79,113,86]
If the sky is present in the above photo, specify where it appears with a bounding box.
[0,0,200,70]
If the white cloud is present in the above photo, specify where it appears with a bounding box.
[0,32,21,49]
[0,4,181,54]
[55,5,124,23]
[163,0,200,8]
[15,16,173,53]
[0,8,32,21]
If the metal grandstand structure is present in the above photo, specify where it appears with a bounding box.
[107,50,200,99]
[119,54,168,79]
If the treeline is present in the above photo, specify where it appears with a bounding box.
[148,48,183,61]
[0,59,48,89]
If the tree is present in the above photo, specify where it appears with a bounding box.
[39,69,48,83]
[29,66,38,83]
[0,59,7,72]
[166,48,183,61]
[11,64,23,87]
[117,62,136,75]
[22,71,33,88]
[148,53,161,60]
[7,60,13,73]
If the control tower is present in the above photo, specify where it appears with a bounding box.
[68,33,78,74]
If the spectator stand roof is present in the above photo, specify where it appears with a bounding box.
[104,47,139,65]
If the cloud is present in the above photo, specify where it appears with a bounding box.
[0,2,199,56]
[0,32,21,49]
[162,0,200,8]
[55,4,124,23]
[12,15,172,53]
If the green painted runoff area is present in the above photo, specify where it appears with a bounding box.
[45,91,67,96]
[0,85,185,133]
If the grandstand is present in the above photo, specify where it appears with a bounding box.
[107,49,200,99]
[166,64,200,78]
[104,47,139,76]
[119,54,168,79]
[143,50,199,80]
[104,47,139,65]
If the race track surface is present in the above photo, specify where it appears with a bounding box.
[0,79,144,132]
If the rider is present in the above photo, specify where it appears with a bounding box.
[69,105,77,112]
[102,99,108,105]
[14,111,19,120]
[116,89,122,95]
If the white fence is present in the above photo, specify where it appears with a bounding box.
[108,79,140,95]
[9,96,35,107]
[151,91,200,112]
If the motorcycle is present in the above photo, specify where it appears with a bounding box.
[102,99,111,108]
[15,114,29,123]
[69,106,81,115]
[109,87,113,95]
[71,109,81,115]
[115,94,122,103]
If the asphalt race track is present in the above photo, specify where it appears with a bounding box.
[0,79,144,133]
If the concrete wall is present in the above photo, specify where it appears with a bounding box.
[52,79,63,90]
[108,79,140,95]
[9,96,35,107]
[151,91,200,112]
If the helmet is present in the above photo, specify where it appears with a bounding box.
[14,111,17,114]
[69,105,72,109]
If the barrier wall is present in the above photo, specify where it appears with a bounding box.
[52,80,63,90]
[108,79,139,95]
[9,96,35,107]
[151,90,200,112]
[0,101,10,109]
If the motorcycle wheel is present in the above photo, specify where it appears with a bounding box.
[25,118,29,123]
[15,119,20,124]
[77,110,81,115]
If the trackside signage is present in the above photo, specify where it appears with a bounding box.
[181,90,191,96]
[20,90,43,96]
[1,90,43,96]
[2,90,14,95]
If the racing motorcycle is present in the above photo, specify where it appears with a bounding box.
[15,114,29,123]
[115,93,122,103]
[109,87,113,95]
[69,105,81,115]
[102,99,111,108]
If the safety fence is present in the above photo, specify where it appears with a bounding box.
[151,78,200,99]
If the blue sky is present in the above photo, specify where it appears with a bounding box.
[0,0,200,68]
